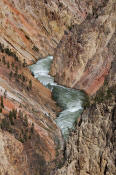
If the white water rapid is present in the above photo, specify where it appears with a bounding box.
[29,56,86,139]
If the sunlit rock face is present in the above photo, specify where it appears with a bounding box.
[0,51,64,175]
[0,0,91,64]
[50,0,116,95]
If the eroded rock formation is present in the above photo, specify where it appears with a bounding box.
[54,33,116,175]
[0,43,64,174]
[50,0,116,95]
[0,0,91,64]
[0,0,115,175]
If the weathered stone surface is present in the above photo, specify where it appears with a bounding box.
[0,48,64,174]
[0,0,115,175]
[54,34,116,175]
[0,0,91,64]
[54,90,116,175]
[50,0,116,95]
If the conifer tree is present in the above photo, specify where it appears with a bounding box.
[1,96,4,108]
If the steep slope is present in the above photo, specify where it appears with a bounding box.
[0,1,92,174]
[0,0,91,64]
[50,0,116,95]
[0,46,64,175]
[0,0,115,175]
[54,33,116,175]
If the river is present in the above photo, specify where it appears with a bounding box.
[29,56,86,139]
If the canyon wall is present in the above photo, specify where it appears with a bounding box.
[50,0,116,95]
[0,1,92,174]
[0,0,115,175]
[54,32,116,175]
[0,47,64,175]
[0,0,91,64]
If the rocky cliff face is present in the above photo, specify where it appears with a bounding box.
[0,0,91,64]
[54,33,116,175]
[0,0,91,174]
[50,0,116,95]
[0,47,64,174]
[0,0,115,175]
[55,94,116,175]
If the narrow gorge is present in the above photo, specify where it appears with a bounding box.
[0,0,115,175]
[29,56,86,138]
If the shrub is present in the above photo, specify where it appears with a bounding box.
[0,108,2,113]
[29,80,32,89]
[32,46,39,52]
[9,71,13,78]
[2,56,6,65]
[7,61,10,68]
[23,115,28,127]
[1,118,10,130]
[31,123,34,133]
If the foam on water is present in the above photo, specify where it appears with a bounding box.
[29,56,86,139]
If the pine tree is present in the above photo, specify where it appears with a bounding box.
[1,96,4,108]
[23,59,26,67]
[0,108,2,113]
[8,111,14,125]
[15,66,18,74]
[9,71,13,79]
[11,62,14,68]
[7,62,10,68]
[31,123,34,133]
[23,115,28,127]
[29,80,32,90]
[2,56,6,65]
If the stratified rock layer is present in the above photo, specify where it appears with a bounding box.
[0,44,64,175]
[50,0,116,95]
[0,0,115,175]
[0,0,91,64]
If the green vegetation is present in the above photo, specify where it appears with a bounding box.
[9,71,13,79]
[32,45,39,52]
[94,85,115,104]
[31,123,34,133]
[0,43,19,61]
[23,59,27,67]
[23,115,28,127]
[1,96,4,108]
[2,56,6,65]
[0,43,33,92]
[83,95,90,109]
[0,108,2,113]
[7,61,10,68]
[0,109,35,143]
[0,118,10,130]
[29,80,32,89]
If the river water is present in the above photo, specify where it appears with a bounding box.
[29,56,86,139]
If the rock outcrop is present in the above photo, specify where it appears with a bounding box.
[55,96,116,175]
[54,34,116,174]
[50,0,116,95]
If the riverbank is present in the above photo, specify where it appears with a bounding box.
[29,56,87,139]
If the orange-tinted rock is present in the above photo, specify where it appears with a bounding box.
[0,0,91,65]
[50,0,115,95]
[0,50,63,174]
